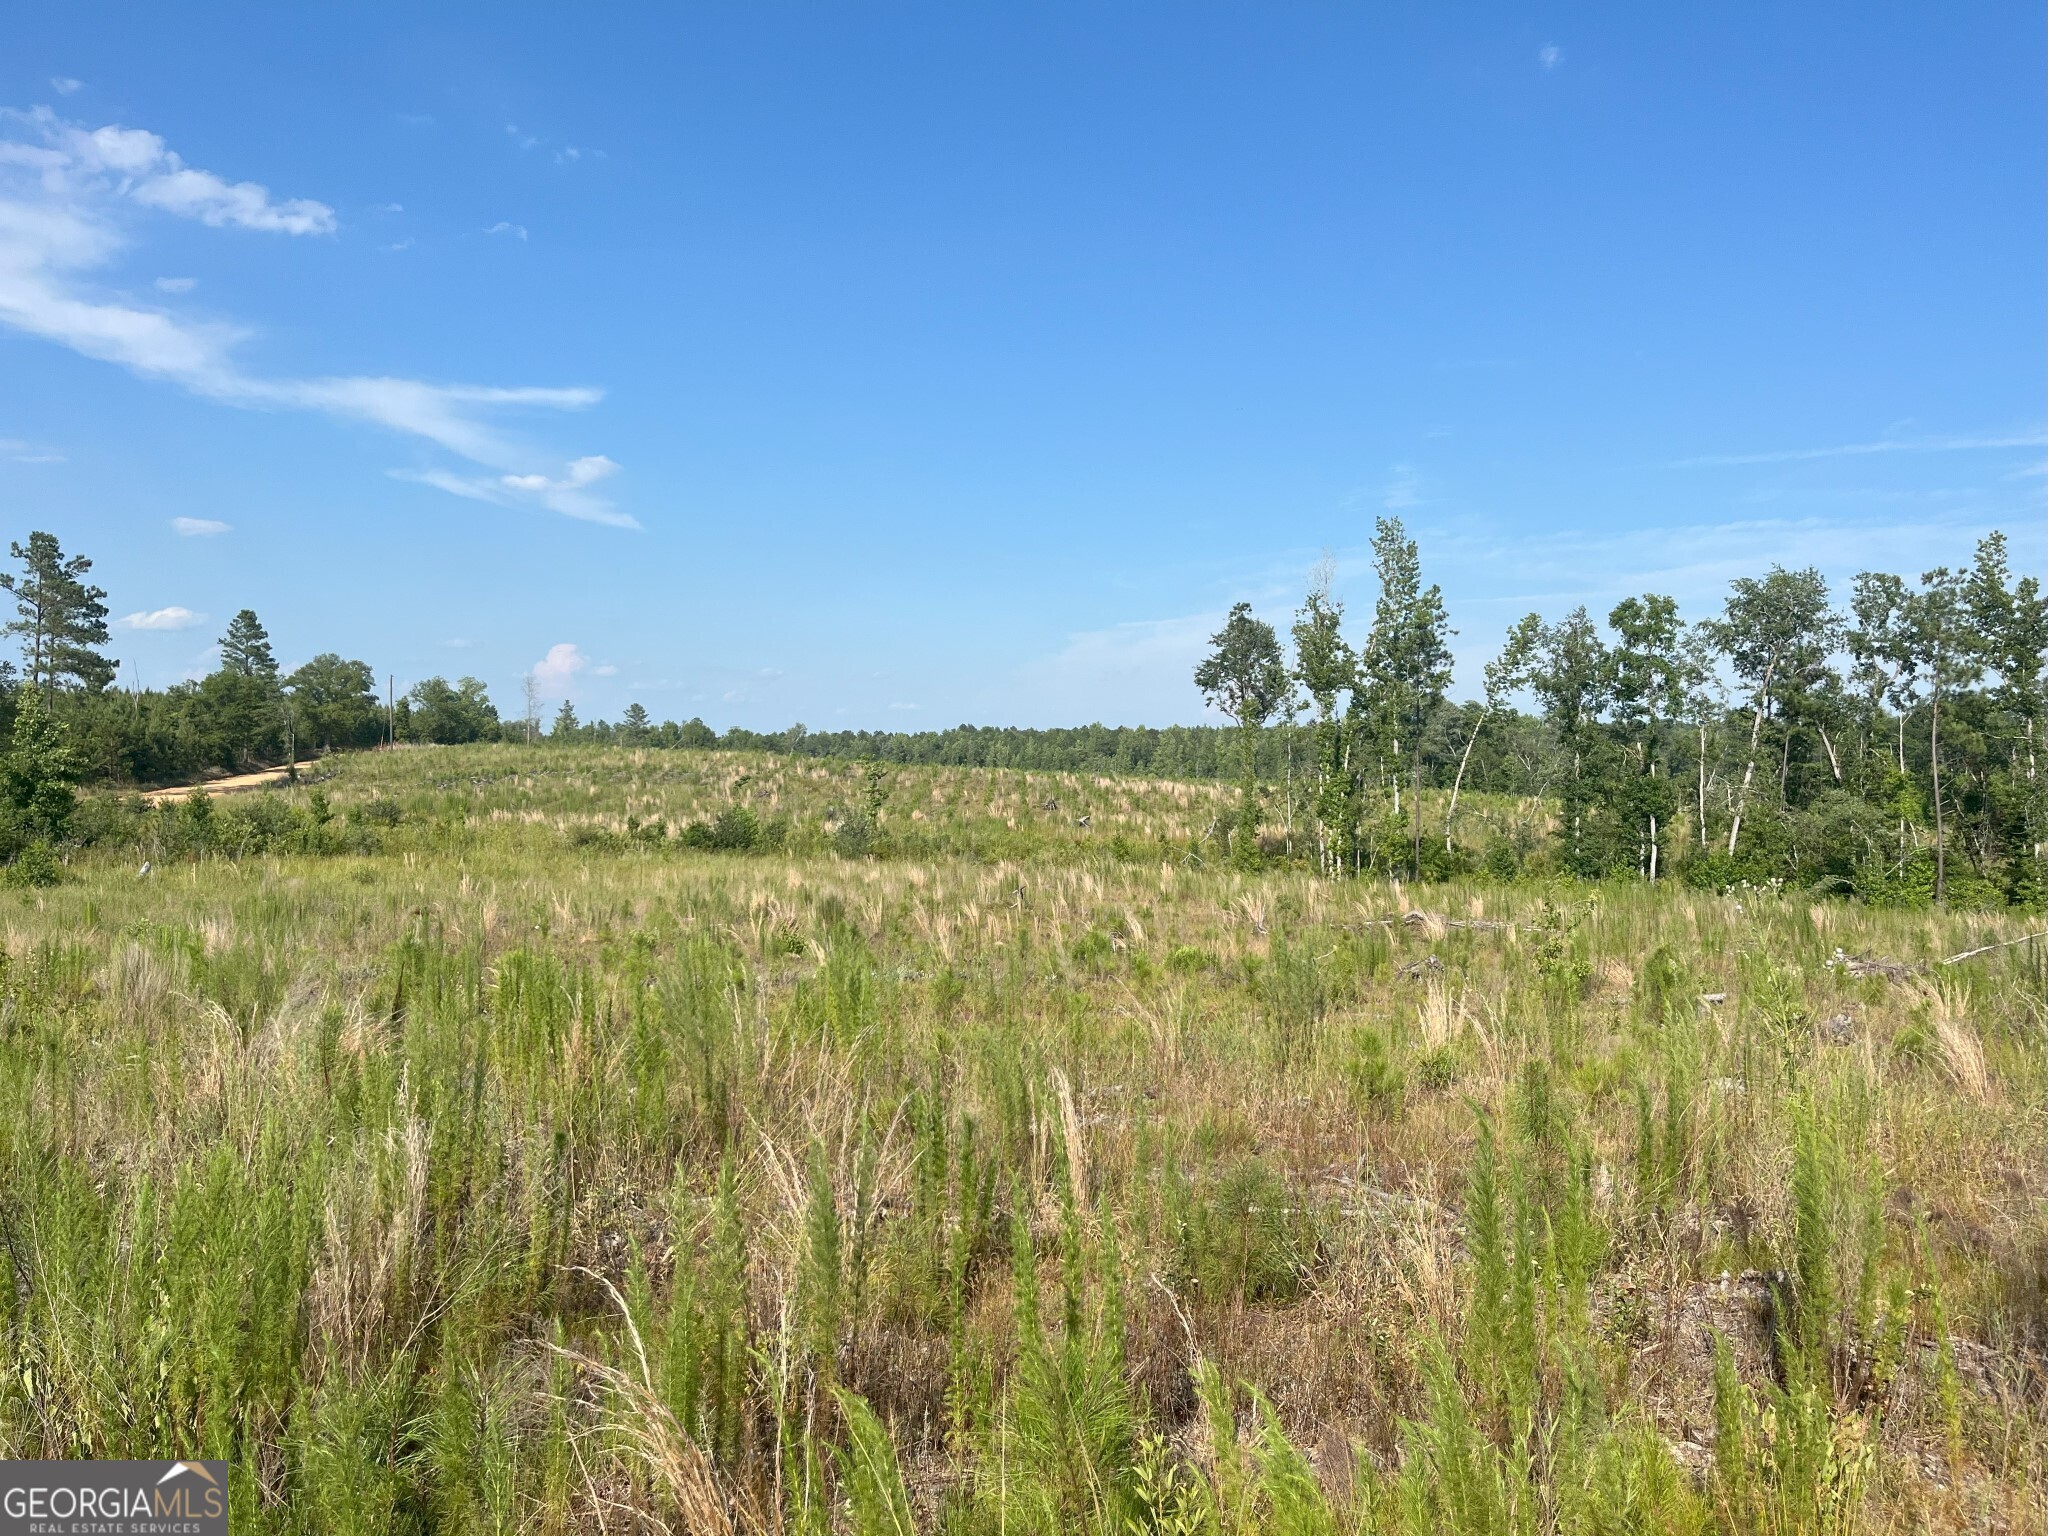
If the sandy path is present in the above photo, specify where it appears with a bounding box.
[141,762,321,805]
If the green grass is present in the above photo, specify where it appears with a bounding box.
[4,744,2043,1532]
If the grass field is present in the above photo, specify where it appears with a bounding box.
[3,745,2043,1533]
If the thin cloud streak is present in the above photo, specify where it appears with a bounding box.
[1670,430,2047,468]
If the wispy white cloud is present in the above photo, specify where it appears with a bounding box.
[0,107,624,525]
[1538,43,1563,69]
[1671,429,2048,468]
[49,78,83,96]
[390,452,632,527]
[154,274,194,292]
[0,437,64,463]
[483,220,527,240]
[171,516,229,536]
[120,605,203,630]
[380,238,413,253]
[592,663,618,677]
[504,124,539,151]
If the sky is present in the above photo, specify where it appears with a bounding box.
[3,4,2042,729]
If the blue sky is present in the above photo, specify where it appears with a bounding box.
[3,5,2042,728]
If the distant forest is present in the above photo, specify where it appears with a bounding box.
[0,516,2040,904]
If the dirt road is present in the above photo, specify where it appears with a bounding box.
[140,762,321,805]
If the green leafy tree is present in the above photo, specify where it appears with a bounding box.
[1706,567,1839,857]
[1291,563,1358,874]
[1,531,114,695]
[408,676,501,744]
[1526,607,1613,878]
[620,702,652,743]
[1355,517,1453,876]
[1966,532,2048,898]
[1446,614,1540,853]
[1195,601,1288,863]
[1905,566,1979,904]
[285,654,382,751]
[0,687,80,855]
[1606,594,1688,880]
[1847,571,1922,866]
[1847,572,1918,781]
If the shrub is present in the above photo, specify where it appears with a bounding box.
[7,838,61,887]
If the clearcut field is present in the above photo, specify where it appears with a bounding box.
[2,745,2041,1534]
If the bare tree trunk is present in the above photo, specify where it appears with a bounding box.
[1410,742,1425,879]
[1649,814,1659,882]
[1445,705,1487,852]
[1698,722,1709,846]
[1726,662,1777,857]
[1816,725,1842,783]
[1931,682,1946,904]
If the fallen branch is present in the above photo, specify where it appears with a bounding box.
[1939,931,2048,967]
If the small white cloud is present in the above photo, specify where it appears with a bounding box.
[50,78,84,95]
[381,238,414,252]
[504,124,540,151]
[120,605,204,630]
[592,663,618,677]
[445,637,474,648]
[530,642,587,693]
[373,201,403,214]
[483,220,528,240]
[1538,43,1563,69]
[0,438,64,463]
[554,146,581,164]
[888,701,919,711]
[171,516,231,536]
[155,275,196,293]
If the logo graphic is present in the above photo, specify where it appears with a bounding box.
[1,1460,229,1534]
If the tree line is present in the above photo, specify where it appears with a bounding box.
[1194,517,2043,906]
[4,520,2040,906]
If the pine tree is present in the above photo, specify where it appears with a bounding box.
[552,699,581,740]
[200,610,284,769]
[0,531,114,695]
[219,609,279,678]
